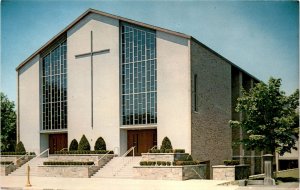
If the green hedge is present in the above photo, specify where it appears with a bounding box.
[139,161,171,166]
[1,152,35,155]
[43,161,94,166]
[223,160,240,166]
[0,161,14,165]
[54,150,114,155]
[148,149,186,153]
[174,149,185,153]
[173,160,201,166]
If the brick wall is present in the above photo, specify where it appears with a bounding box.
[190,40,232,178]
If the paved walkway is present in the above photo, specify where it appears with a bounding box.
[0,176,238,190]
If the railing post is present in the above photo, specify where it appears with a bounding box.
[133,147,135,158]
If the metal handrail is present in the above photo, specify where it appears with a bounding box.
[88,151,113,168]
[59,148,68,151]
[149,145,157,151]
[113,146,135,176]
[5,152,30,168]
[192,168,205,179]
[25,148,50,166]
[121,146,135,157]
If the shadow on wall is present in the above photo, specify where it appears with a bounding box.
[157,31,189,47]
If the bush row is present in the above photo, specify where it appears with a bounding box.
[140,160,201,166]
[1,152,36,155]
[173,160,201,166]
[43,161,94,166]
[140,161,171,166]
[69,135,107,151]
[148,149,185,153]
[0,161,14,165]
[54,150,114,155]
[223,160,240,166]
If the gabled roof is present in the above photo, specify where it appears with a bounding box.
[15,8,259,82]
[15,8,190,71]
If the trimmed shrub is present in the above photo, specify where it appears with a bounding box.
[43,161,94,166]
[149,149,161,153]
[173,160,200,166]
[160,137,172,151]
[140,161,147,166]
[0,152,35,155]
[15,141,26,153]
[166,161,171,166]
[164,149,173,153]
[224,160,240,166]
[0,161,14,165]
[53,150,114,154]
[161,161,166,166]
[69,139,78,151]
[185,155,193,161]
[174,149,185,153]
[78,135,90,151]
[94,137,106,151]
[157,161,162,166]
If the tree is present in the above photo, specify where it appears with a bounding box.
[78,135,91,151]
[230,78,299,156]
[1,92,17,152]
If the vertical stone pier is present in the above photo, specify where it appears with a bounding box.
[263,154,275,186]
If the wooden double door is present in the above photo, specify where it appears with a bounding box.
[49,133,68,154]
[127,129,157,156]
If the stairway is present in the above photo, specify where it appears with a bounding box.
[92,156,141,178]
[9,157,48,176]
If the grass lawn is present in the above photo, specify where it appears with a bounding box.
[277,168,299,178]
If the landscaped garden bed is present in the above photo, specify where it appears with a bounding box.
[135,137,208,180]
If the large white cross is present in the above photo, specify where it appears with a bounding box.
[75,31,110,128]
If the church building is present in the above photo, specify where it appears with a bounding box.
[16,9,259,169]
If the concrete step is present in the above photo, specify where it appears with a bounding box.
[92,156,141,178]
[9,157,48,176]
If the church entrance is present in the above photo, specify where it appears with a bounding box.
[49,133,68,154]
[127,129,157,156]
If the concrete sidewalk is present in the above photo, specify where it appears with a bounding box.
[0,176,238,190]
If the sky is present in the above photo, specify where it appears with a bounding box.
[1,0,299,102]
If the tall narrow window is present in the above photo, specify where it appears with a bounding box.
[42,41,67,130]
[121,23,157,125]
[194,74,198,112]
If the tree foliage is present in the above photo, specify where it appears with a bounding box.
[230,78,299,155]
[78,135,90,151]
[1,92,16,151]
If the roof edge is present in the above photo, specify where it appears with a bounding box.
[190,37,260,82]
[16,8,191,71]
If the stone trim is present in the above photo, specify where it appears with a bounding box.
[212,164,250,181]
[134,164,206,180]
